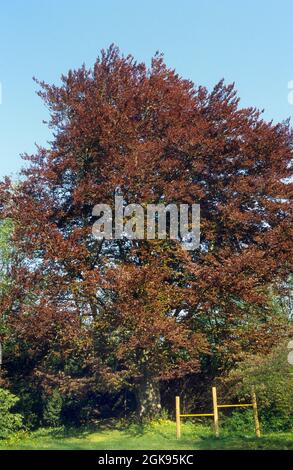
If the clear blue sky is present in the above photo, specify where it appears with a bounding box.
[1,0,293,179]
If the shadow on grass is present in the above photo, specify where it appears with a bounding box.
[32,423,109,440]
[195,434,293,450]
[32,419,147,443]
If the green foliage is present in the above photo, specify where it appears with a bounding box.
[0,388,23,438]
[222,343,293,432]
[17,388,43,429]
[0,219,13,260]
[260,410,293,433]
[43,390,63,427]
[222,410,255,435]
[0,219,13,291]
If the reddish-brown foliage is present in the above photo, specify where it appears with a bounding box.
[0,46,292,417]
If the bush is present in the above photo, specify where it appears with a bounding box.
[221,343,293,433]
[43,389,63,427]
[260,410,293,433]
[0,388,23,438]
[222,409,255,435]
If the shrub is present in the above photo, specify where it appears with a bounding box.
[260,410,293,433]
[222,409,255,435]
[0,388,23,439]
[43,389,63,427]
[221,343,293,433]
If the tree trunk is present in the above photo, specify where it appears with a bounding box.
[136,375,162,420]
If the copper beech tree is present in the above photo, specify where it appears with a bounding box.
[0,46,292,419]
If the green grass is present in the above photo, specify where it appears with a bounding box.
[0,420,292,450]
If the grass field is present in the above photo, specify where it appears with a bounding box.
[0,420,292,450]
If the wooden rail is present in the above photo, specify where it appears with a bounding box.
[175,386,261,439]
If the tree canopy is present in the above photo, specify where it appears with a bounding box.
[0,46,292,421]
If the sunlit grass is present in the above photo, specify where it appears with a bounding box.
[0,420,292,450]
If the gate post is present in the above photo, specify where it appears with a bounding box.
[212,386,219,437]
[251,386,261,438]
[176,396,181,439]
